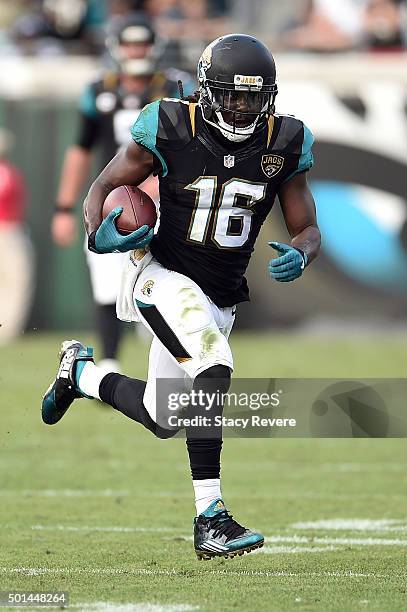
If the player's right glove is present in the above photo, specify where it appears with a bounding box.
[88,206,154,254]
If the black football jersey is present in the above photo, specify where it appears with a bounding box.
[131,99,314,307]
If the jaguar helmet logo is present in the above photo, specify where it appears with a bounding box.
[198,38,220,82]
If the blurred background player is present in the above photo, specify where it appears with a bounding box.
[9,0,106,56]
[0,127,34,345]
[51,11,195,372]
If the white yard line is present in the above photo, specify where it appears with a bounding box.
[253,545,339,554]
[0,567,403,579]
[168,532,407,545]
[71,604,198,612]
[3,459,405,473]
[3,520,406,545]
[171,462,407,473]
[0,489,129,497]
[175,532,407,547]
[321,463,406,473]
[31,525,175,533]
[1,490,406,502]
[0,568,180,577]
[263,535,407,546]
[10,523,407,543]
[209,569,400,578]
[291,518,407,532]
[229,492,407,500]
[4,604,198,612]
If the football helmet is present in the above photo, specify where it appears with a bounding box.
[198,34,278,143]
[107,12,156,76]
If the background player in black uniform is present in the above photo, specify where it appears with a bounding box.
[51,12,194,372]
[43,34,321,559]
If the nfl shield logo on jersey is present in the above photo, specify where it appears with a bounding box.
[224,155,235,168]
[261,154,284,178]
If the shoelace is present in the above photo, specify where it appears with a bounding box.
[208,510,247,542]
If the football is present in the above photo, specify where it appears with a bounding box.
[102,185,157,235]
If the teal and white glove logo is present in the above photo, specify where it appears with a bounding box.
[268,241,307,283]
[94,207,154,254]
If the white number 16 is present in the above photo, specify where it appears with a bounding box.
[185,177,267,249]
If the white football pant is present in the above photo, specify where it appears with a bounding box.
[132,257,235,422]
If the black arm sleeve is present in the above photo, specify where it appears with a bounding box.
[76,112,101,150]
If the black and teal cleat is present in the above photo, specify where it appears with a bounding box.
[42,340,94,425]
[194,499,264,560]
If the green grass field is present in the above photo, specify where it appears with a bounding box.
[1,331,407,611]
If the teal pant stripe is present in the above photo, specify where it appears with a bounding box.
[136,299,155,309]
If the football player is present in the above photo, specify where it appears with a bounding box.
[51,12,194,372]
[43,34,321,559]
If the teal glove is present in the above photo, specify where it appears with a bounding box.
[269,241,307,282]
[90,207,154,254]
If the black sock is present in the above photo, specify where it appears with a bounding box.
[99,373,176,439]
[186,438,223,479]
[96,304,124,360]
[186,365,231,480]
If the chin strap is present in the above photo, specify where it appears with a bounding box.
[214,109,259,142]
[199,101,256,142]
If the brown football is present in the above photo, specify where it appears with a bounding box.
[102,185,157,235]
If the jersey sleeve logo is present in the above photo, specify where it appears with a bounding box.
[261,154,284,178]
[141,280,154,296]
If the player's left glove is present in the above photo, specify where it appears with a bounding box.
[88,207,154,254]
[268,241,307,282]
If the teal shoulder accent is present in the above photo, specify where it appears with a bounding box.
[284,122,314,183]
[78,85,98,119]
[298,124,314,174]
[131,100,168,177]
